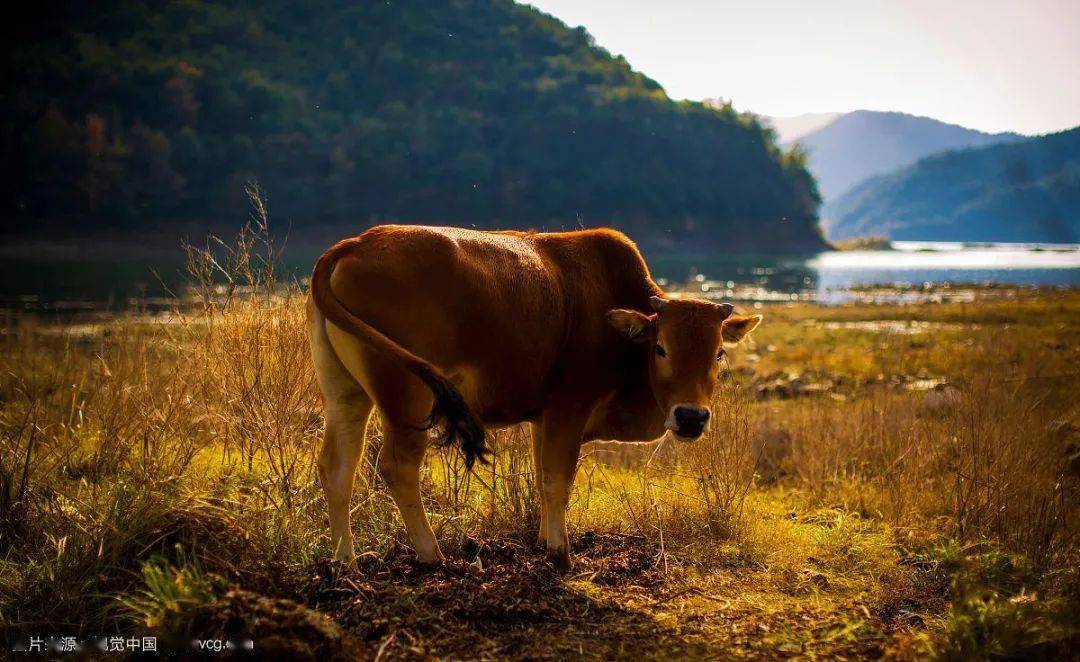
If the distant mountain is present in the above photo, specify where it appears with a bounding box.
[826,127,1080,242]
[759,112,841,144]
[794,110,1022,206]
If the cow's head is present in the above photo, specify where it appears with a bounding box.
[607,296,761,440]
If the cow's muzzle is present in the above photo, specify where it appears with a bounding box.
[666,404,711,440]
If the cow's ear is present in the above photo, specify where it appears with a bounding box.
[607,309,653,343]
[721,314,762,344]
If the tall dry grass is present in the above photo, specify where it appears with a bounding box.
[769,335,1078,569]
[0,200,334,631]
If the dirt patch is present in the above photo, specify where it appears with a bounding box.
[292,533,726,660]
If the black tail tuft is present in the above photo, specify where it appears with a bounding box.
[425,379,489,470]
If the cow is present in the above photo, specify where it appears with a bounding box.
[308,225,761,571]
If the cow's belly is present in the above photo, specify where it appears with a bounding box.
[451,360,549,425]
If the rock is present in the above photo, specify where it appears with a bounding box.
[460,536,481,561]
[756,423,792,484]
[777,642,803,655]
[801,568,831,589]
[896,609,925,628]
[918,384,963,417]
[905,378,946,392]
[1066,447,1080,479]
[753,371,836,400]
[1048,422,1080,478]
[1049,420,1079,445]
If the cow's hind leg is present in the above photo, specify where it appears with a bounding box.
[348,352,445,564]
[320,392,373,562]
[310,299,374,563]
[322,311,444,564]
[378,420,444,563]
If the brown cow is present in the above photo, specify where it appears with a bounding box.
[308,225,760,570]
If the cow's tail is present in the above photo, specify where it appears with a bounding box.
[310,239,489,469]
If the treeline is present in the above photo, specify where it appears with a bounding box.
[1,0,825,252]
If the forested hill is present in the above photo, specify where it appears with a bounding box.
[0,0,825,253]
[826,127,1080,242]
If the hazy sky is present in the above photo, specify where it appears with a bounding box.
[526,0,1080,135]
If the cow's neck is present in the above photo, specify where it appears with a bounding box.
[621,277,664,315]
[584,348,666,443]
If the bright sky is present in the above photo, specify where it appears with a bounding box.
[526,0,1080,135]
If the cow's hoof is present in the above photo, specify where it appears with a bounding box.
[416,550,447,567]
[546,548,572,574]
[331,555,359,573]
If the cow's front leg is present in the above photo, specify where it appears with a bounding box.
[537,410,587,572]
[530,423,548,546]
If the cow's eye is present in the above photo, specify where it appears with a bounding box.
[655,344,667,358]
[716,348,726,361]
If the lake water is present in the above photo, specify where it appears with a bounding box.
[653,241,1080,304]
[2,241,1078,313]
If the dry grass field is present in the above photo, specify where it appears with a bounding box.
[1,235,1078,659]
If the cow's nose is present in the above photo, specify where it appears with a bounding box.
[673,405,710,437]
[674,405,710,425]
